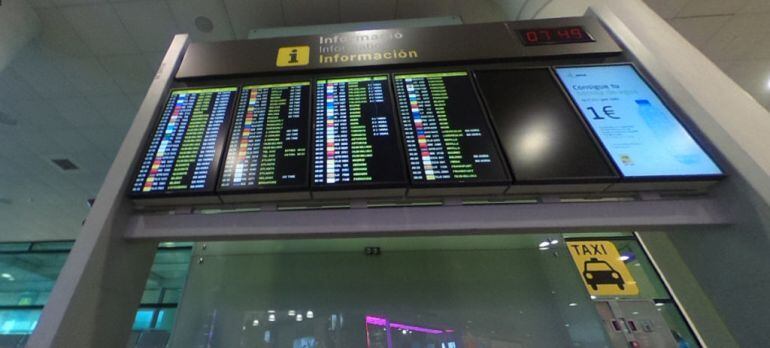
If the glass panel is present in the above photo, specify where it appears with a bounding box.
[0,309,41,334]
[132,309,155,331]
[169,235,613,347]
[0,244,31,253]
[142,247,192,305]
[29,241,74,252]
[0,252,68,306]
[155,309,177,331]
[655,301,698,348]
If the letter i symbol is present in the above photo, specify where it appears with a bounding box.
[289,49,299,63]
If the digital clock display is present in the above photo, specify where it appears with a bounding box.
[518,26,594,45]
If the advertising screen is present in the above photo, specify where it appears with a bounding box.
[555,65,722,177]
[130,86,237,196]
[219,82,310,193]
[393,72,510,187]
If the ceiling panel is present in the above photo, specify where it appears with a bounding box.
[670,15,730,48]
[701,13,770,61]
[720,58,770,107]
[396,0,455,19]
[167,0,236,42]
[98,54,153,95]
[85,93,138,130]
[740,0,770,14]
[340,0,396,23]
[142,50,166,73]
[52,0,106,6]
[10,99,72,132]
[49,96,109,129]
[9,42,80,99]
[677,0,750,17]
[82,126,126,156]
[60,4,140,55]
[224,0,284,39]
[34,7,93,58]
[455,0,505,24]
[55,55,123,96]
[113,0,180,52]
[643,0,690,19]
[282,0,340,26]
[0,69,39,107]
[26,0,56,8]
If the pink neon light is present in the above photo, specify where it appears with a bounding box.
[365,316,447,335]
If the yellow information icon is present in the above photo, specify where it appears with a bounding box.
[566,241,639,297]
[276,46,309,67]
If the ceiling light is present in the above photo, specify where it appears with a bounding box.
[619,255,630,261]
[538,241,550,248]
[1,273,11,279]
[296,314,303,322]
[550,239,559,245]
[568,302,578,307]
[252,319,259,327]
[288,310,295,316]
[268,314,276,322]
[306,310,314,319]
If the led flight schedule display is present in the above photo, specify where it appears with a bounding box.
[219,82,310,193]
[130,87,237,196]
[313,76,406,189]
[394,72,509,187]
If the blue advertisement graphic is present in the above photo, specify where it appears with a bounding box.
[555,65,722,177]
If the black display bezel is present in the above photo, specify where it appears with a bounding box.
[309,74,410,192]
[127,85,239,199]
[392,70,513,190]
[471,67,620,185]
[216,80,314,196]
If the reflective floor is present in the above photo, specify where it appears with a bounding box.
[168,233,697,348]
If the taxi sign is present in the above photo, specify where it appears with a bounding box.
[566,241,639,296]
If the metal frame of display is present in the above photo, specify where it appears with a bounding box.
[27,1,770,346]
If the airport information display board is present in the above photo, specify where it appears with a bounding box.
[130,87,237,196]
[219,82,310,194]
[312,76,406,191]
[393,72,510,187]
[555,65,722,178]
[129,67,723,203]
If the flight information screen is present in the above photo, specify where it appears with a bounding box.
[555,65,722,177]
[219,82,310,192]
[394,72,510,186]
[130,87,237,196]
[313,76,406,188]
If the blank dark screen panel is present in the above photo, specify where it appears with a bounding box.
[312,76,407,189]
[393,72,509,186]
[475,69,617,183]
[130,86,237,196]
[219,82,310,192]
